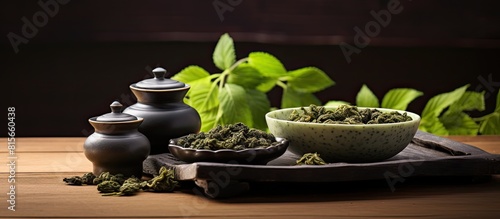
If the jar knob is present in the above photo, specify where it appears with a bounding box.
[152,67,167,80]
[94,101,137,122]
[133,66,184,89]
[110,101,123,113]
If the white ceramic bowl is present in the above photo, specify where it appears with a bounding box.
[265,106,421,163]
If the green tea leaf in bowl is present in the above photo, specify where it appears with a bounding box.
[169,123,289,164]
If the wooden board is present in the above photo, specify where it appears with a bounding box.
[144,131,500,198]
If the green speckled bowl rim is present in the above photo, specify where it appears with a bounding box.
[265,106,421,128]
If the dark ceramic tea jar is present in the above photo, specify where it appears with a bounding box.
[123,67,201,154]
[84,101,150,177]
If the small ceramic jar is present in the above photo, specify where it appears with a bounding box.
[84,101,150,177]
[124,67,201,154]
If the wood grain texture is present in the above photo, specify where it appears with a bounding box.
[0,137,85,153]
[0,173,499,218]
[0,136,498,218]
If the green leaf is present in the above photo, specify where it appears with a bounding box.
[227,63,265,89]
[281,87,321,108]
[421,85,469,119]
[479,112,500,135]
[381,88,423,110]
[185,77,219,112]
[216,84,253,126]
[248,52,287,78]
[479,90,500,135]
[213,33,236,70]
[495,90,500,112]
[172,66,210,83]
[286,67,334,93]
[246,89,271,130]
[440,112,479,135]
[325,100,351,107]
[199,108,218,132]
[448,91,485,113]
[256,77,278,93]
[420,85,471,135]
[437,90,485,136]
[419,117,449,135]
[356,84,379,107]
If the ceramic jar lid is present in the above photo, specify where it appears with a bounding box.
[95,101,137,122]
[134,67,185,90]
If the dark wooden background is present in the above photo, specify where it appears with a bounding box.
[1,0,499,137]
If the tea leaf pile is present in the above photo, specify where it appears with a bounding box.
[289,104,412,124]
[63,166,178,196]
[176,122,278,150]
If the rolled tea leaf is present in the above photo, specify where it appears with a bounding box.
[97,181,121,193]
[144,167,178,193]
[63,176,83,185]
[296,153,326,165]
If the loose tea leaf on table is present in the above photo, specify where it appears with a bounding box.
[93,172,126,185]
[63,167,179,197]
[97,180,121,193]
[296,153,327,165]
[102,177,143,196]
[63,172,97,185]
[143,166,178,193]
[288,104,412,124]
[81,172,96,185]
[63,176,83,185]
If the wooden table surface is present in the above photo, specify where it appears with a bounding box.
[1,136,499,219]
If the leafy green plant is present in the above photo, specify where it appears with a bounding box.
[172,33,334,131]
[171,33,498,136]
[475,90,500,135]
[326,84,423,111]
[326,84,500,135]
[420,85,480,135]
